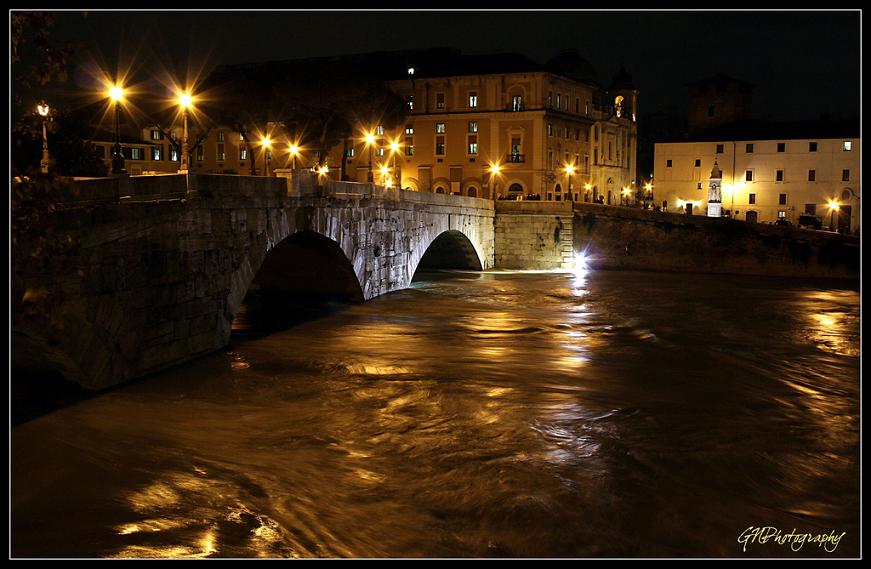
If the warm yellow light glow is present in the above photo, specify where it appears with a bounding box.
[385,178,394,188]
[379,165,389,176]
[364,133,376,145]
[489,163,502,175]
[317,164,329,175]
[109,85,124,102]
[177,91,193,109]
[261,136,271,149]
[565,164,575,175]
[827,199,840,212]
[644,183,653,191]
[676,199,685,208]
[622,187,631,195]
[390,140,401,152]
[288,144,300,156]
[584,183,592,191]
[36,103,50,116]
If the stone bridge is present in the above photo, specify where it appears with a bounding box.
[13,172,494,389]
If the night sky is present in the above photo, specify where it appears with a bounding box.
[47,9,861,122]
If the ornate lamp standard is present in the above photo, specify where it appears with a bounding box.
[261,135,272,176]
[389,138,401,189]
[177,90,193,172]
[489,162,502,200]
[36,102,51,174]
[288,144,300,171]
[564,163,575,201]
[364,132,376,183]
[109,85,126,174]
[827,199,840,231]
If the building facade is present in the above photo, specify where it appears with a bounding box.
[654,130,860,233]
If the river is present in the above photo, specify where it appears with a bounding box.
[11,269,861,558]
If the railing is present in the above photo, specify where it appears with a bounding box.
[505,154,525,163]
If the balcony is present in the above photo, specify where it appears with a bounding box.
[505,154,525,163]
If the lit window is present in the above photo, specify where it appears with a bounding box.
[468,121,478,133]
[346,147,355,158]
[468,135,478,155]
[217,144,225,161]
[151,130,161,140]
[436,92,445,110]
[778,210,786,219]
[405,137,414,156]
[152,147,161,161]
[376,146,385,157]
[406,96,414,111]
[697,182,703,189]
[240,148,247,160]
[843,140,852,151]
[547,123,553,136]
[217,131,225,142]
[196,147,204,161]
[556,93,561,108]
[266,150,272,159]
[130,147,143,160]
[170,148,178,161]
[376,125,384,136]
[436,123,445,134]
[405,125,414,135]
[512,95,523,112]
[435,136,445,156]
[468,92,477,108]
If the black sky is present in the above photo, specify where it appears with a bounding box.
[48,9,861,122]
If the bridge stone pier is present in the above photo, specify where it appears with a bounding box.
[13,172,494,389]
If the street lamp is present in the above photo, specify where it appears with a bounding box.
[36,102,51,174]
[364,132,376,183]
[389,138,401,189]
[379,164,390,186]
[177,90,193,173]
[261,135,272,176]
[288,143,300,171]
[109,84,126,174]
[622,186,632,206]
[489,162,502,200]
[564,163,575,201]
[827,199,840,231]
[584,183,592,203]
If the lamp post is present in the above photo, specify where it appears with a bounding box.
[565,164,575,201]
[109,85,126,174]
[177,90,193,173]
[827,199,840,231]
[390,139,401,189]
[584,183,592,203]
[36,102,51,174]
[365,132,376,183]
[288,144,300,171]
[489,163,502,200]
[379,164,390,186]
[261,135,271,177]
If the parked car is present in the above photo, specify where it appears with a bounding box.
[797,215,823,230]
[774,218,792,227]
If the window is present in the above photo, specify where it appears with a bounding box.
[170,148,178,161]
[556,93,561,108]
[266,150,272,159]
[575,98,580,113]
[584,100,590,115]
[240,133,245,141]
[547,123,553,136]
[564,127,570,138]
[694,159,701,167]
[376,145,385,157]
[217,144,225,161]
[405,125,414,135]
[376,125,384,136]
[512,95,523,111]
[510,137,521,158]
[778,210,786,219]
[809,142,818,152]
[151,130,161,140]
[240,148,247,160]
[666,159,673,167]
[843,140,852,151]
[152,147,161,161]
[468,92,477,108]
[436,92,445,110]
[468,121,478,133]
[436,123,445,134]
[745,170,753,182]
[406,96,414,111]
[435,136,445,156]
[808,170,816,182]
[405,137,414,156]
[749,193,756,204]
[746,143,754,153]
[776,169,784,181]
[842,169,850,181]
[467,135,478,155]
[716,144,724,154]
[196,146,204,162]
[129,147,142,160]
[345,147,355,158]
[779,193,787,205]
[697,182,703,190]
[777,142,785,152]
[547,92,552,107]
[217,131,225,142]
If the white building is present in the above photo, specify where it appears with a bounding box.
[653,122,860,234]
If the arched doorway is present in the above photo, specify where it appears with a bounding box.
[435,186,446,194]
[745,210,758,223]
[467,186,478,198]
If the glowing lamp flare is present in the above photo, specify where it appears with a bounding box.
[364,133,376,145]
[178,91,193,109]
[827,199,840,211]
[261,136,271,149]
[109,85,124,102]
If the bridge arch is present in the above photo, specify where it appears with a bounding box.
[410,229,484,281]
